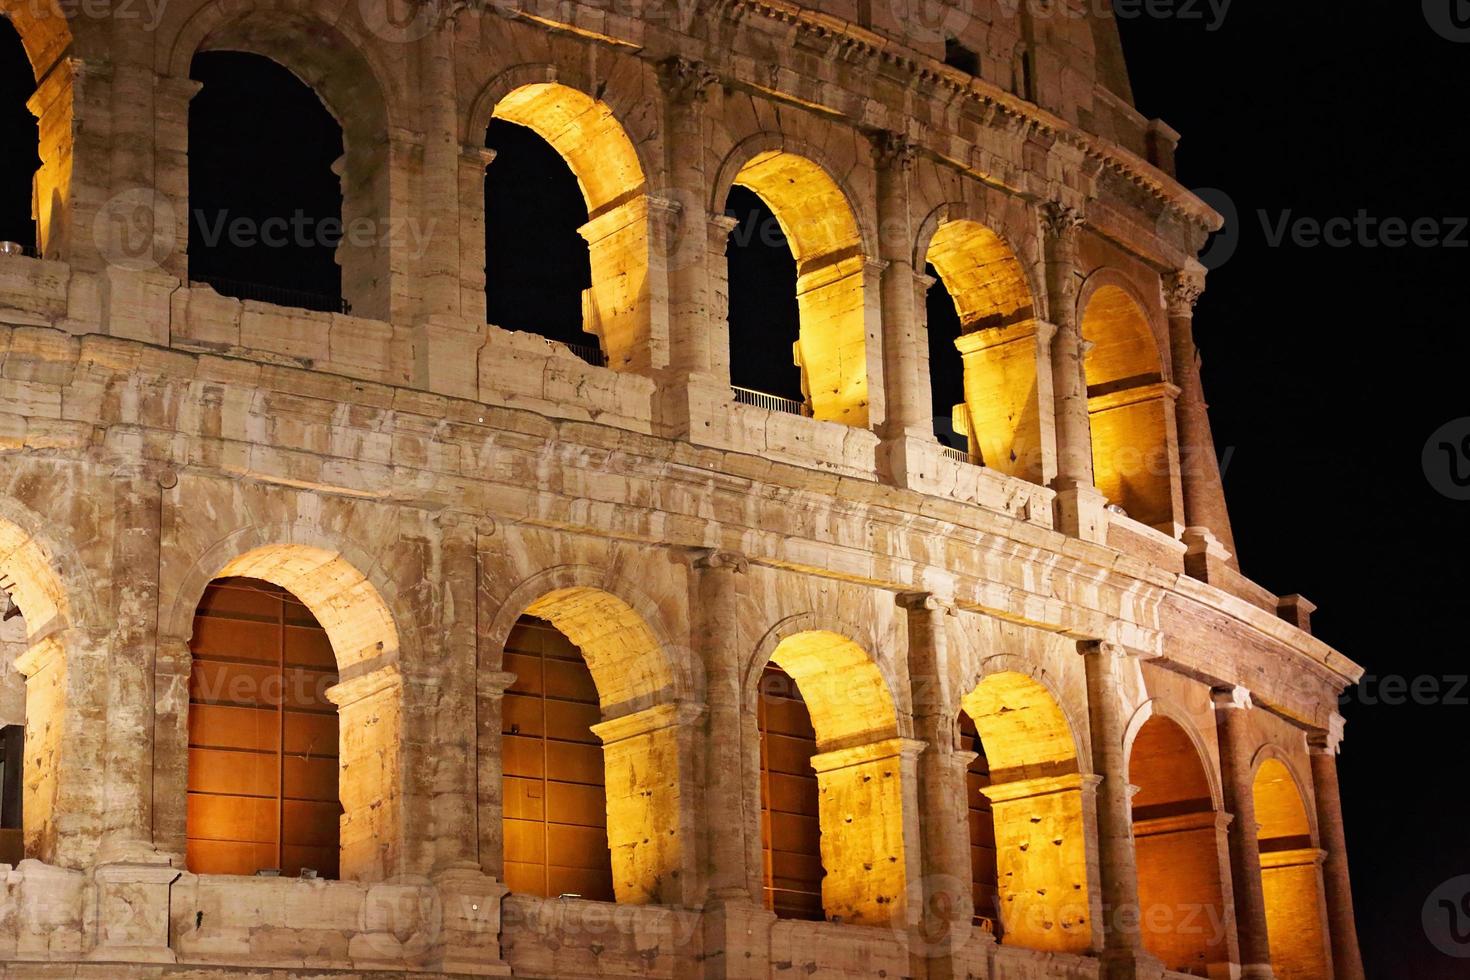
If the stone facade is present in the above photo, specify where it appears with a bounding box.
[0,0,1364,978]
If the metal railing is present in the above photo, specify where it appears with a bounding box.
[939,444,972,465]
[732,386,810,417]
[562,341,607,368]
[194,274,351,315]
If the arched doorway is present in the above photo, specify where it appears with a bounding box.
[1254,757,1330,979]
[1128,713,1231,973]
[0,15,38,253]
[957,709,999,933]
[756,660,822,919]
[185,577,340,877]
[959,669,1091,952]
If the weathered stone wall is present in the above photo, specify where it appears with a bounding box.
[0,0,1365,977]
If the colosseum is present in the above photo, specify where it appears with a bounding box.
[0,0,1364,977]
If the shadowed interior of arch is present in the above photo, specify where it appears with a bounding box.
[925,219,1043,482]
[1081,284,1173,525]
[187,52,346,313]
[1127,713,1229,973]
[0,16,38,251]
[1252,757,1328,979]
[489,83,648,369]
[959,670,1090,953]
[728,152,869,427]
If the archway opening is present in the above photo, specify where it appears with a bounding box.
[188,52,346,313]
[0,587,26,866]
[757,660,822,920]
[727,151,869,426]
[173,543,403,881]
[0,16,38,253]
[757,629,905,926]
[957,709,999,935]
[1128,714,1229,973]
[726,185,803,411]
[488,83,649,370]
[925,219,1042,482]
[959,670,1090,952]
[484,118,596,359]
[925,265,967,454]
[500,614,614,901]
[1080,285,1175,526]
[185,577,340,878]
[491,585,683,906]
[1253,758,1329,980]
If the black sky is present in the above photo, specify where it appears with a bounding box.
[1,6,1466,974]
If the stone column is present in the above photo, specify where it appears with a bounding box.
[1079,641,1159,979]
[432,515,480,873]
[1309,716,1365,980]
[1165,266,1239,563]
[418,15,463,321]
[899,592,984,978]
[1213,686,1275,979]
[871,133,927,437]
[1042,202,1106,541]
[475,668,519,881]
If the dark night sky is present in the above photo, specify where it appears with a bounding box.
[2,6,1467,974]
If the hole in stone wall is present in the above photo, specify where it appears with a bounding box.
[500,614,615,901]
[185,577,341,878]
[484,118,597,354]
[944,37,981,76]
[725,185,804,406]
[187,52,347,314]
[926,263,967,452]
[757,661,824,921]
[0,17,38,253]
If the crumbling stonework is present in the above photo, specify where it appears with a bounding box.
[0,0,1364,977]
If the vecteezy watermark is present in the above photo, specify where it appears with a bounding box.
[1424,0,1470,42]
[191,209,439,259]
[1424,875,1470,957]
[6,0,170,31]
[1258,210,1470,250]
[1342,673,1470,707]
[1422,418,1470,501]
[93,188,178,272]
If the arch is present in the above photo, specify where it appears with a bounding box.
[1122,697,1222,810]
[716,136,873,426]
[1125,709,1232,974]
[921,213,1045,482]
[747,625,908,926]
[474,75,653,370]
[957,665,1091,953]
[484,564,684,715]
[487,570,693,906]
[1079,275,1177,527]
[165,538,403,881]
[0,3,73,259]
[1252,754,1331,980]
[163,3,396,317]
[0,512,70,643]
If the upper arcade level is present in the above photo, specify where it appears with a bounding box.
[0,0,1284,614]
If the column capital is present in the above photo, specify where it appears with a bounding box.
[1039,200,1085,241]
[1308,712,1346,755]
[1076,638,1126,659]
[867,128,918,171]
[658,56,720,104]
[687,548,749,574]
[1165,265,1207,317]
[896,590,955,614]
[1211,684,1254,711]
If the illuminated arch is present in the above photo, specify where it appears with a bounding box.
[1252,754,1331,980]
[958,667,1092,953]
[1125,708,1232,974]
[486,572,691,906]
[166,540,403,881]
[745,625,908,926]
[1080,277,1177,527]
[717,139,873,427]
[471,76,652,371]
[921,215,1045,481]
[1,2,72,258]
[161,4,396,317]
